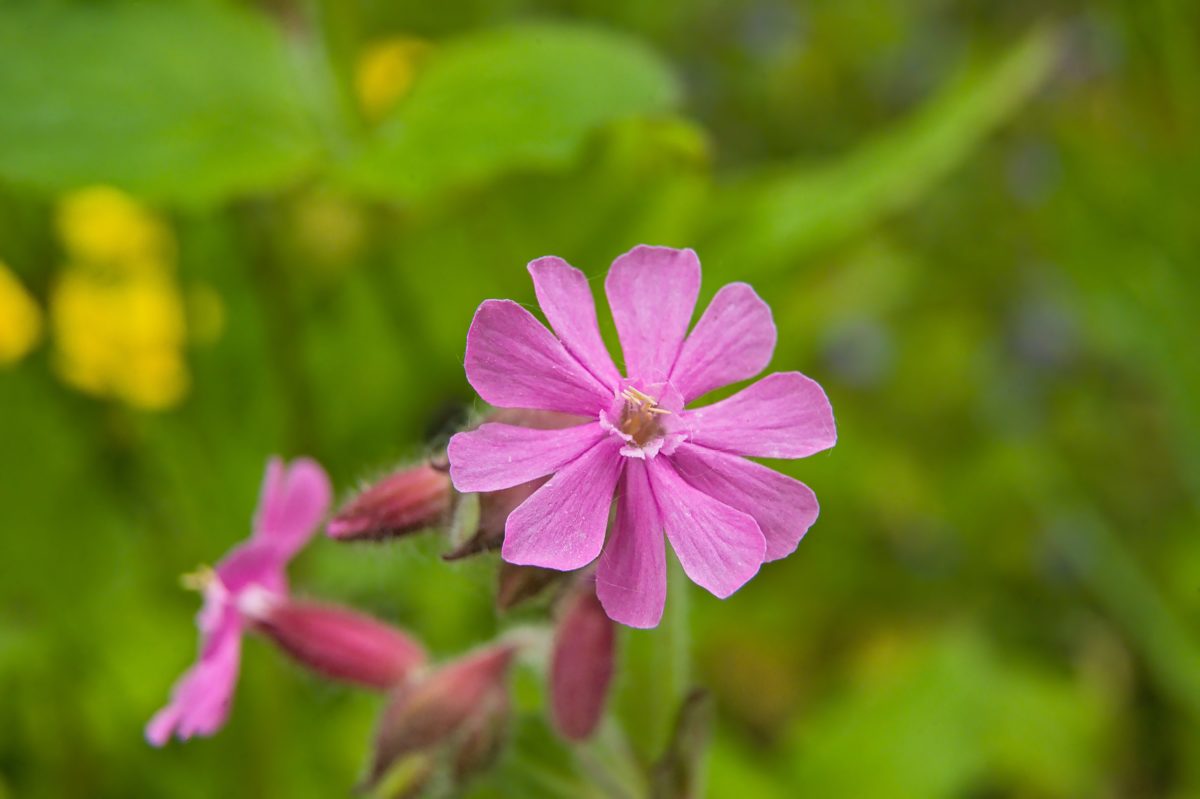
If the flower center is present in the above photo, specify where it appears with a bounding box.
[619,386,671,446]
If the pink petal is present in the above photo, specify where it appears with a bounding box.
[464,299,612,416]
[252,457,332,559]
[502,439,624,571]
[528,256,621,388]
[252,457,287,532]
[646,457,765,599]
[146,618,243,745]
[670,443,818,562]
[447,422,604,493]
[604,246,700,382]
[595,459,666,628]
[669,282,776,402]
[216,540,285,594]
[685,371,837,459]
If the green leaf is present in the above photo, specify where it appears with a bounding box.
[339,23,680,200]
[0,3,321,205]
[701,24,1060,272]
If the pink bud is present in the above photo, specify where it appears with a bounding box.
[549,586,615,741]
[243,596,426,690]
[327,463,451,541]
[366,644,516,788]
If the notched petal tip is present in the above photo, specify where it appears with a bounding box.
[670,281,777,401]
[605,245,702,383]
[685,371,837,460]
[463,299,611,416]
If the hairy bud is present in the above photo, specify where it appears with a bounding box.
[328,463,452,541]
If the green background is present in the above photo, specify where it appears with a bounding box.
[1,0,1198,796]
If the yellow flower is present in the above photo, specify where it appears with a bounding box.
[355,36,432,121]
[52,264,189,410]
[50,188,191,411]
[0,260,43,366]
[56,186,172,265]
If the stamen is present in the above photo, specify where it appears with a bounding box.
[618,385,672,446]
[622,386,657,405]
[180,564,216,592]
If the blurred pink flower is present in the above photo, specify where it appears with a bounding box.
[146,457,332,746]
[448,246,836,628]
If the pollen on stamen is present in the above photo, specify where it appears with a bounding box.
[621,387,672,414]
[180,565,216,592]
[618,387,673,446]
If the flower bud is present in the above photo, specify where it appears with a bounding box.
[549,585,615,741]
[365,644,516,789]
[328,463,452,541]
[241,593,426,690]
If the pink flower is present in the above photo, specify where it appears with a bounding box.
[448,246,836,628]
[146,457,333,745]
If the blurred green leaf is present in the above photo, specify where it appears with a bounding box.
[702,24,1060,272]
[0,3,320,205]
[338,23,680,200]
[787,630,1107,798]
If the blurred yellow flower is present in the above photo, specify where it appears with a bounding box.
[355,36,432,121]
[0,260,43,366]
[50,188,191,411]
[52,265,189,410]
[56,186,172,265]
